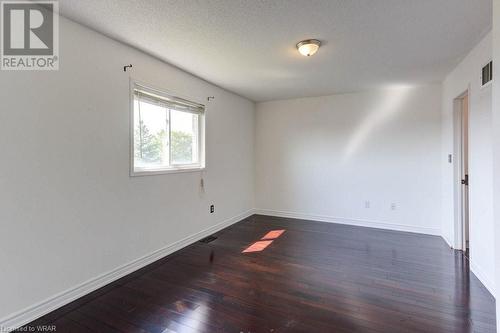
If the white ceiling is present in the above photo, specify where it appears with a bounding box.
[60,0,492,102]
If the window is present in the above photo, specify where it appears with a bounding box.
[131,83,205,175]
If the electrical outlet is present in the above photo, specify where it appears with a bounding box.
[210,205,215,213]
[391,203,397,210]
[365,201,370,208]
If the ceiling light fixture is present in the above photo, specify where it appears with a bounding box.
[296,39,321,57]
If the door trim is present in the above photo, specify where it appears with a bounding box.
[452,89,470,251]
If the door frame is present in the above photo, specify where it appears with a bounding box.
[452,89,470,252]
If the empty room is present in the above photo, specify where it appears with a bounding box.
[2,0,500,332]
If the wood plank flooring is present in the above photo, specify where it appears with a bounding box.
[22,215,496,332]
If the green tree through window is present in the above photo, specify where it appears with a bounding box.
[171,131,193,163]
[134,120,164,163]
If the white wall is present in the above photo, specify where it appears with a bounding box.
[440,32,495,295]
[255,84,442,235]
[0,17,255,325]
[492,0,500,330]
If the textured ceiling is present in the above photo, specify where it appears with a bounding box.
[60,0,492,102]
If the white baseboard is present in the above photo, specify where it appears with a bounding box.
[469,259,496,298]
[0,209,255,332]
[254,209,441,236]
[439,231,495,298]
[441,233,454,248]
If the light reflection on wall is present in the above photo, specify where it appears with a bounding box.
[343,85,413,162]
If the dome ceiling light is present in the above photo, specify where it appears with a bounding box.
[296,39,321,57]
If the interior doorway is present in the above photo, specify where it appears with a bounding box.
[453,91,470,256]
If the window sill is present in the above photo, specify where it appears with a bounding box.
[130,166,205,177]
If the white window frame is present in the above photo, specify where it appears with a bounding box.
[130,80,206,176]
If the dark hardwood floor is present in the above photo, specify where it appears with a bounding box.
[22,215,495,332]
